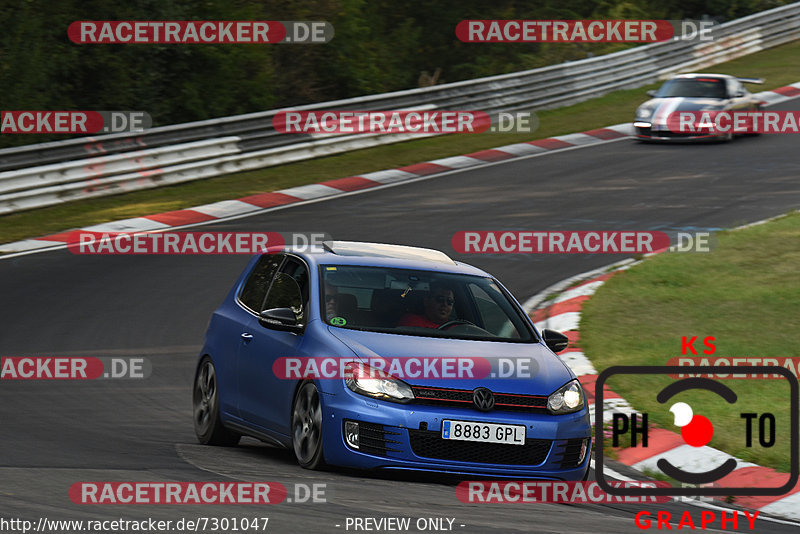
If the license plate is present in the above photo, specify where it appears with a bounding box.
[441,420,525,445]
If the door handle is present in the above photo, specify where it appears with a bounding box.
[241,332,254,342]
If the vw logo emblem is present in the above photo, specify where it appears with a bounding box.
[473,387,495,411]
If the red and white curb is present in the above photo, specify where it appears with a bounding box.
[1,127,639,256]
[524,241,800,521]
[3,81,799,258]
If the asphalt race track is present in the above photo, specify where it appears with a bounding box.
[1,97,799,533]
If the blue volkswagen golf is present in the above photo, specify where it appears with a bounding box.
[193,241,591,479]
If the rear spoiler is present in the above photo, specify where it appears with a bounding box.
[737,77,764,84]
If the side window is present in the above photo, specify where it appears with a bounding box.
[265,257,309,323]
[239,254,283,312]
[468,282,523,338]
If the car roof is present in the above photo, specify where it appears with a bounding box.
[285,241,490,276]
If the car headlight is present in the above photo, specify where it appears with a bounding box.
[345,362,415,403]
[547,379,584,414]
[635,104,655,120]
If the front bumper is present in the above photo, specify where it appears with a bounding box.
[321,389,591,479]
[634,122,724,142]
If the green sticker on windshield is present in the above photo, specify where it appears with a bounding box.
[330,316,347,326]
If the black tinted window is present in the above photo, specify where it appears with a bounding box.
[263,273,305,324]
[239,254,282,311]
[266,257,309,323]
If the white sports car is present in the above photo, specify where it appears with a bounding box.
[634,73,763,141]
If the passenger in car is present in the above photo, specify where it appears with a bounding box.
[324,283,339,320]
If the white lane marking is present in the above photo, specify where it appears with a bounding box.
[82,217,171,233]
[552,280,605,304]
[535,311,580,332]
[0,239,65,253]
[760,491,800,521]
[551,133,604,146]
[277,184,341,200]
[426,156,484,168]
[359,169,417,184]
[603,123,636,135]
[191,200,262,218]
[560,351,597,376]
[632,444,758,474]
[593,459,800,525]
[492,143,547,156]
[0,137,640,261]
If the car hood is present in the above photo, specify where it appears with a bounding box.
[639,97,728,129]
[328,326,575,396]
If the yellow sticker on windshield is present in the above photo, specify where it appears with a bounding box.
[325,267,337,270]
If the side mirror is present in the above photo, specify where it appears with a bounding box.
[542,329,569,353]
[646,90,657,98]
[259,308,303,333]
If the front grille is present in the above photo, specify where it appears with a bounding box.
[409,429,551,465]
[559,438,587,468]
[412,386,548,413]
[637,126,711,139]
[348,421,402,457]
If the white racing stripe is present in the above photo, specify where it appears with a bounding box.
[651,98,681,130]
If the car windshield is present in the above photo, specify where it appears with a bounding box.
[655,79,727,99]
[320,265,536,342]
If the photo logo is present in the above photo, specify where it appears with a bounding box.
[597,366,798,496]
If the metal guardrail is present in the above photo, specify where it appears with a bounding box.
[1,3,799,215]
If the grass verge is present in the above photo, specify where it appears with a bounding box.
[580,212,800,473]
[2,40,800,245]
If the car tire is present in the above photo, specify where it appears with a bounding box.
[582,461,591,481]
[193,356,241,446]
[291,381,326,470]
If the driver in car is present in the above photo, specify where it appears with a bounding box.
[397,283,455,328]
